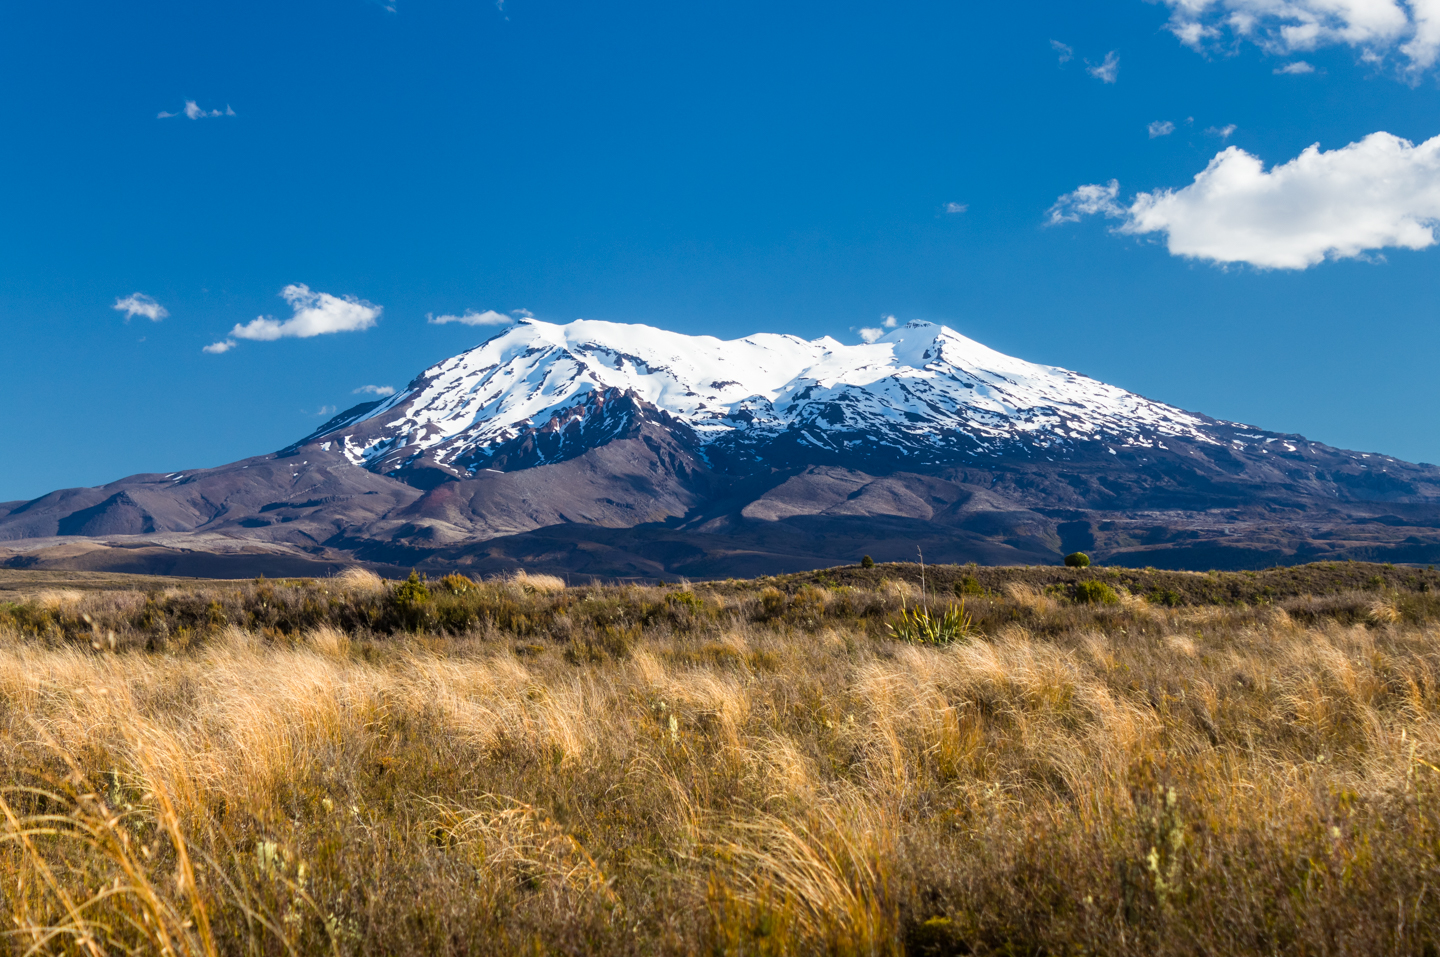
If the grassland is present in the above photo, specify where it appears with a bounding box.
[2,561,1439,955]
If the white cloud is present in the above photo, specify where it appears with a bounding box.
[1051,39,1074,63]
[1149,120,1177,138]
[855,315,900,344]
[1208,123,1238,140]
[353,384,396,396]
[945,202,968,213]
[1274,59,1318,72]
[1048,130,1440,269]
[316,405,337,417]
[1047,180,1125,224]
[112,293,168,322]
[1403,0,1440,67]
[203,339,236,354]
[427,308,514,326]
[1086,50,1120,82]
[158,100,236,120]
[209,284,381,351]
[1157,0,1440,74]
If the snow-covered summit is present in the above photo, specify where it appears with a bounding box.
[312,317,1214,475]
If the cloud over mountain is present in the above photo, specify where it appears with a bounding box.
[1049,131,1440,268]
[205,285,381,353]
[428,309,513,327]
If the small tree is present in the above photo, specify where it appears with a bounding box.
[861,555,875,569]
[1065,552,1091,568]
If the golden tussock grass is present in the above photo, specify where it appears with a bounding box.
[332,566,384,592]
[0,565,1439,953]
[510,570,568,594]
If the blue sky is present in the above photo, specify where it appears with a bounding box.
[2,0,1439,502]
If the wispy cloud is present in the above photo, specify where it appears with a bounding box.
[1086,50,1120,82]
[112,293,168,322]
[1207,123,1238,140]
[1047,131,1440,269]
[1148,120,1177,138]
[1156,0,1440,77]
[945,202,968,213]
[158,100,236,120]
[1274,60,1317,74]
[427,308,515,326]
[1051,39,1074,64]
[353,384,396,396]
[202,339,235,354]
[1047,181,1124,225]
[206,284,381,353]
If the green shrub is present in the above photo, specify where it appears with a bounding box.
[861,555,875,569]
[1064,552,1091,568]
[393,570,431,606]
[954,575,986,597]
[1147,588,1183,608]
[1074,580,1118,605]
[391,570,432,629]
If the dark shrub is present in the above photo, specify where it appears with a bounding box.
[861,555,875,569]
[1064,552,1091,568]
[1147,588,1183,607]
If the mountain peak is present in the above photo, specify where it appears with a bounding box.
[301,317,1216,481]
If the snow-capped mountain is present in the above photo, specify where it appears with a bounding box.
[5,316,1440,578]
[303,318,1217,480]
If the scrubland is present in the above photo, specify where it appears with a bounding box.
[1,562,1439,955]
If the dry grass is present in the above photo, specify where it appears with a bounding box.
[0,565,1438,954]
[511,570,568,594]
[333,566,384,593]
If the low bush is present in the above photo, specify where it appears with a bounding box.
[1074,579,1119,604]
